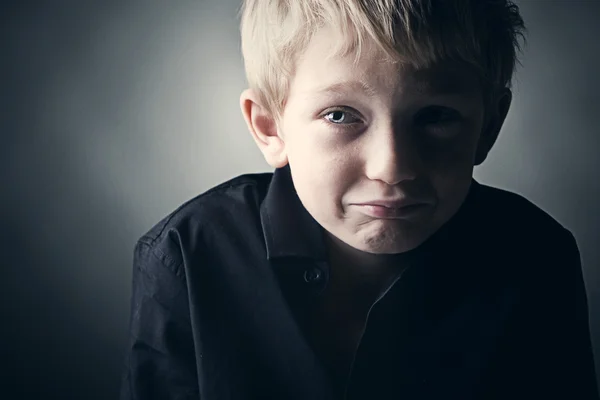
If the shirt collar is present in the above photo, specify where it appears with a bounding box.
[259,164,481,262]
[260,165,328,261]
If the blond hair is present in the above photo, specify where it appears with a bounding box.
[239,0,526,121]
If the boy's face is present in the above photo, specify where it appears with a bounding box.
[242,27,509,255]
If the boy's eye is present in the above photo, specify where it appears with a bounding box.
[414,106,460,126]
[323,108,361,125]
[414,106,462,138]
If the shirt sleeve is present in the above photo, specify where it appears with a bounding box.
[120,240,200,400]
[517,229,599,399]
[553,229,599,398]
[484,228,599,399]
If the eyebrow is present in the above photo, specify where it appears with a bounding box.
[312,80,379,98]
[413,77,474,96]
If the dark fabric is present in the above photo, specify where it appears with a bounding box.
[120,165,599,400]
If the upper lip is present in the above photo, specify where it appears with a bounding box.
[354,199,429,209]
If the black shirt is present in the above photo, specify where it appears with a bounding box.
[120,165,599,400]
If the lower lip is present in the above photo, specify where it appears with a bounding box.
[355,204,431,219]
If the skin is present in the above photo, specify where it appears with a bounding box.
[240,26,511,271]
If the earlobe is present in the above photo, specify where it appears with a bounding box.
[475,89,512,166]
[239,89,288,168]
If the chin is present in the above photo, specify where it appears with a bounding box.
[355,224,431,254]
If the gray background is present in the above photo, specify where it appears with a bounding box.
[3,0,599,399]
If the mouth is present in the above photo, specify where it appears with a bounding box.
[352,202,433,220]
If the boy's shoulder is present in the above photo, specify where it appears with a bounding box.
[471,182,580,291]
[137,172,274,251]
[473,181,574,245]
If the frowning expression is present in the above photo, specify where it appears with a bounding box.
[278,28,495,254]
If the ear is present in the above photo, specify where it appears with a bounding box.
[474,88,512,166]
[240,89,288,168]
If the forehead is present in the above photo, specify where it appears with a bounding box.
[289,27,481,99]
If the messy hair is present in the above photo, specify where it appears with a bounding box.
[239,0,526,121]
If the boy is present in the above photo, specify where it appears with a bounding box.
[120,0,599,399]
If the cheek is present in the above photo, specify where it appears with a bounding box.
[425,145,477,175]
[288,150,354,219]
[287,130,354,183]
[421,124,481,172]
[422,132,480,205]
[294,161,351,200]
[281,115,359,216]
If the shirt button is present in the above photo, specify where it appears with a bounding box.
[303,267,323,283]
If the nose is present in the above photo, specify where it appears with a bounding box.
[364,125,422,185]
